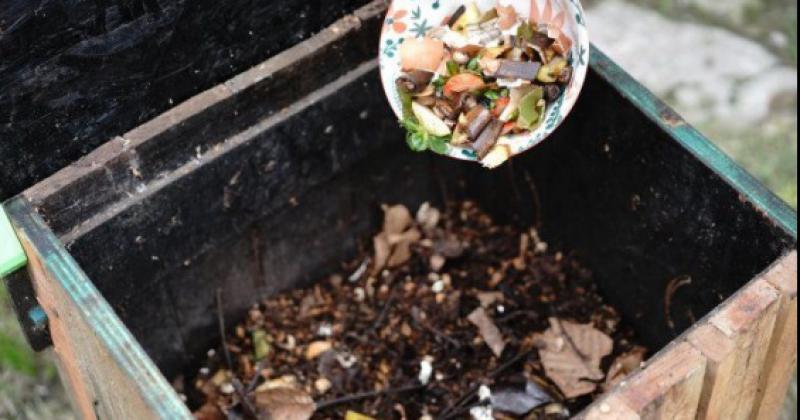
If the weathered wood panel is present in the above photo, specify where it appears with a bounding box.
[687,261,783,419]
[582,343,706,420]
[25,0,386,237]
[754,252,798,420]
[5,197,190,419]
[0,0,371,199]
[580,251,796,419]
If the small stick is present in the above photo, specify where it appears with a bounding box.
[315,383,425,411]
[216,289,257,417]
[245,359,268,393]
[216,288,234,371]
[369,275,399,333]
[437,348,535,419]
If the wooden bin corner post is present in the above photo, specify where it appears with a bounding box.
[5,197,190,420]
[753,252,797,420]
[579,252,796,420]
[686,251,796,420]
[582,342,708,420]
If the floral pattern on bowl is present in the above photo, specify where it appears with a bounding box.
[379,0,589,163]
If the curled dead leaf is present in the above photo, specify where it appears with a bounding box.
[467,307,506,357]
[254,387,315,420]
[387,228,421,268]
[372,233,391,274]
[382,204,413,236]
[536,318,613,398]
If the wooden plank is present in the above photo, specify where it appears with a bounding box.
[615,342,707,420]
[581,342,706,419]
[0,0,372,199]
[686,263,784,420]
[582,395,640,420]
[753,251,797,420]
[5,197,190,420]
[24,0,387,238]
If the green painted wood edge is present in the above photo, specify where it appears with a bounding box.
[0,204,27,277]
[5,197,192,419]
[589,46,798,240]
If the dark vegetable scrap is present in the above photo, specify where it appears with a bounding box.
[396,1,574,167]
[187,202,645,420]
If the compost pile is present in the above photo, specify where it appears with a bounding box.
[189,202,646,420]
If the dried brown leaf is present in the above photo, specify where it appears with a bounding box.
[194,402,225,420]
[387,228,421,268]
[476,291,505,308]
[254,387,315,420]
[603,346,647,391]
[467,307,506,357]
[382,204,413,236]
[536,317,613,398]
[372,233,391,274]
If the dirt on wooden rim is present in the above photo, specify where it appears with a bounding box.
[183,201,645,420]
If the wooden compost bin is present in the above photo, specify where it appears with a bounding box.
[2,1,797,419]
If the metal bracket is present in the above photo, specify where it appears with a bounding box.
[1,202,51,351]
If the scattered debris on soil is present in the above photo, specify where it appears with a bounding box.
[188,201,644,419]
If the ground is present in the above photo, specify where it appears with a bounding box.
[0,0,796,418]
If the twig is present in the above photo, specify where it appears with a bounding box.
[216,289,257,418]
[370,284,398,333]
[437,349,535,419]
[315,383,425,411]
[523,169,543,230]
[418,319,461,348]
[216,288,233,371]
[552,317,590,363]
[245,359,268,393]
[232,378,258,418]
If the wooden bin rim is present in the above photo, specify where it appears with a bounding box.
[4,1,797,418]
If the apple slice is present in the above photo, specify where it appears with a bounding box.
[412,101,452,137]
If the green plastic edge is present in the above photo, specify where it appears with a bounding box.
[589,46,798,240]
[0,204,27,278]
[5,198,192,419]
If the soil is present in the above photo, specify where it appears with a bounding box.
[185,201,644,420]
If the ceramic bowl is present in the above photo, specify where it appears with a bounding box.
[379,0,589,164]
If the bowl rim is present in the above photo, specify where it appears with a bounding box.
[378,0,590,164]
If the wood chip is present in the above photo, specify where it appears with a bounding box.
[603,346,647,391]
[536,318,613,398]
[468,307,506,357]
[254,387,315,420]
[305,341,333,360]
